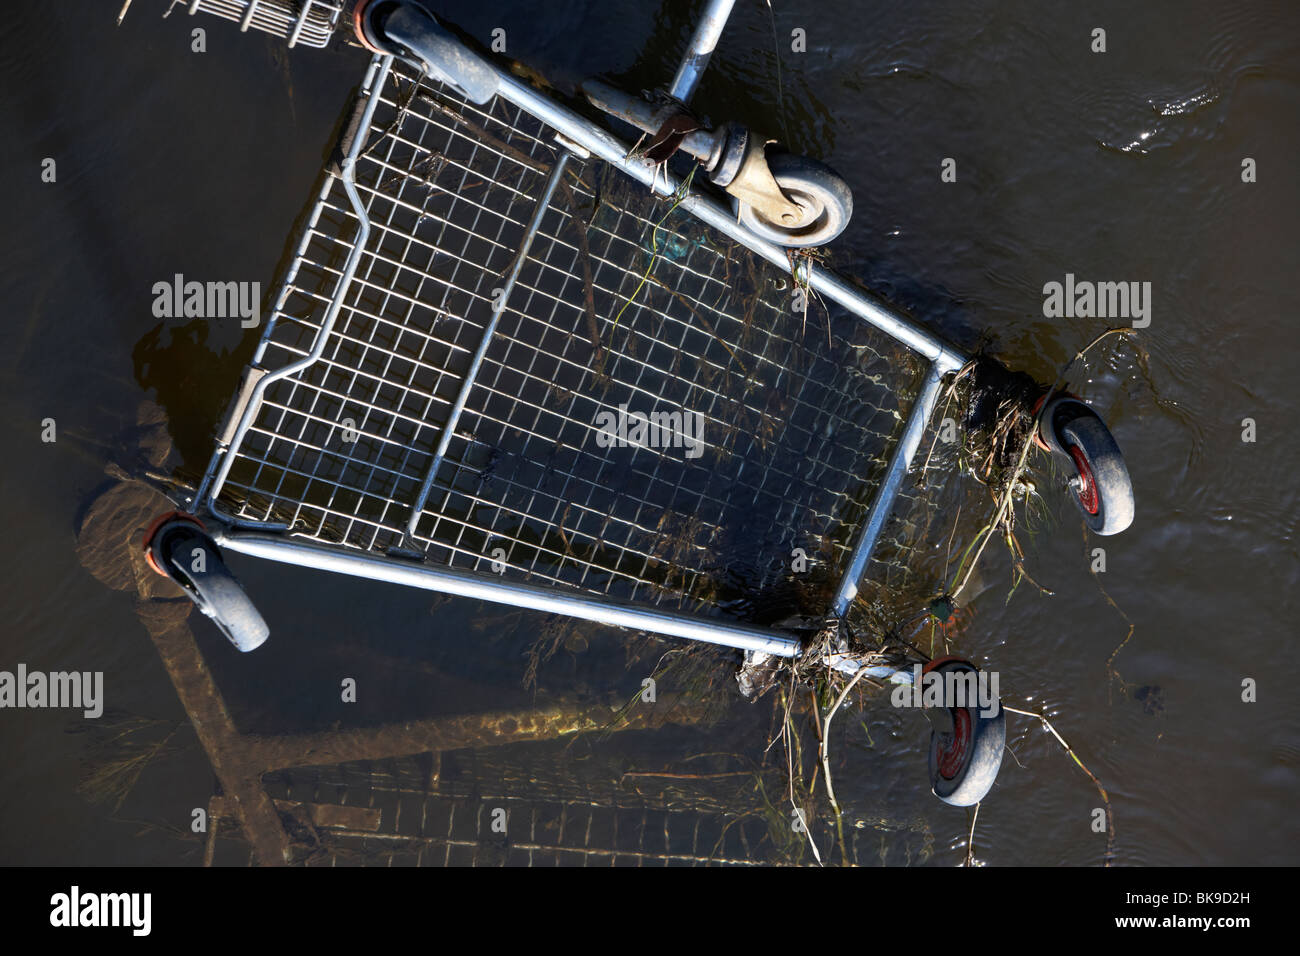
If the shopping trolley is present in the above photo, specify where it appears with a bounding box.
[141,0,1136,808]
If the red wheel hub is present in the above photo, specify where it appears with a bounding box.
[1067,444,1100,515]
[142,511,206,577]
[938,707,972,780]
[923,658,977,780]
[352,0,387,52]
[1030,391,1052,451]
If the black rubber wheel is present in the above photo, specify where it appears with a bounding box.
[1035,392,1092,457]
[356,0,498,104]
[737,151,853,247]
[925,658,1006,807]
[150,519,269,652]
[1057,413,1134,536]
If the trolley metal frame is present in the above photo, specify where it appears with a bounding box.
[185,0,969,672]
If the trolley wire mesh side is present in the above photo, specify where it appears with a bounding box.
[205,57,935,627]
[212,67,562,550]
[166,0,344,49]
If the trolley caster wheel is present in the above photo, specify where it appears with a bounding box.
[923,658,1005,807]
[353,0,499,104]
[737,152,853,247]
[1033,391,1089,456]
[1034,393,1134,536]
[143,513,269,652]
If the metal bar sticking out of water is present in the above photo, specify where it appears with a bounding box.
[669,0,739,104]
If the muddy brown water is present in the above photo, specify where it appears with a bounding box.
[1,0,1296,865]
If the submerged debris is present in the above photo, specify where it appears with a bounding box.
[959,354,1042,482]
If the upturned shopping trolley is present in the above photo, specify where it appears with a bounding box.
[141,0,1136,808]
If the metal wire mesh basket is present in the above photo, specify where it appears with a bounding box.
[203,58,939,622]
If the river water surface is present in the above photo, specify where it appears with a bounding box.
[1,0,1297,865]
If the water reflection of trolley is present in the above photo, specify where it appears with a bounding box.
[144,0,1134,808]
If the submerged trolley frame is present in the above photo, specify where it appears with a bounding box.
[182,0,968,671]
